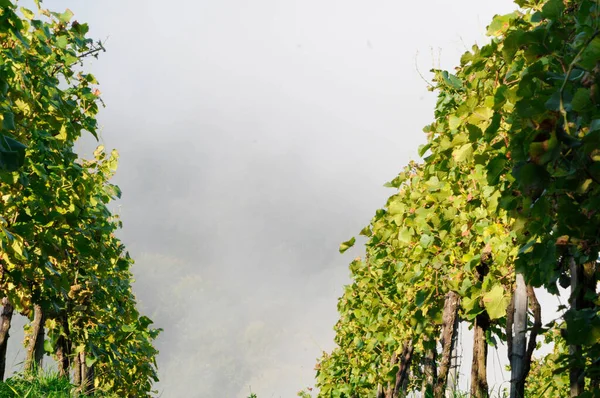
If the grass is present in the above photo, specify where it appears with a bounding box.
[0,370,115,398]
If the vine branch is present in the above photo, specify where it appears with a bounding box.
[560,29,600,134]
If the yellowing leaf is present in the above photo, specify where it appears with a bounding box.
[339,237,356,254]
[56,125,68,142]
[20,7,35,20]
[452,144,473,163]
[449,115,463,130]
[482,285,510,320]
[398,227,412,244]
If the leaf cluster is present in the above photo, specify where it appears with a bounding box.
[0,2,159,396]
[317,0,600,396]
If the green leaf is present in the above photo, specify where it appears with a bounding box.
[571,88,592,112]
[58,9,74,24]
[530,11,542,22]
[398,227,412,244]
[441,71,462,90]
[448,115,463,130]
[541,0,564,19]
[502,30,524,61]
[545,91,572,111]
[359,226,372,237]
[339,237,356,254]
[388,198,405,215]
[139,316,153,329]
[467,124,483,141]
[3,112,15,131]
[514,162,549,193]
[482,285,510,320]
[418,143,431,157]
[0,134,26,171]
[387,364,399,379]
[580,37,600,70]
[55,36,68,49]
[85,355,97,368]
[487,13,517,36]
[486,156,506,185]
[584,127,600,154]
[460,51,473,65]
[43,340,54,353]
[564,309,600,345]
[462,294,483,319]
[419,234,434,249]
[105,184,122,199]
[416,291,427,307]
[11,238,23,257]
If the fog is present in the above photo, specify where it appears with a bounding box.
[6,1,541,396]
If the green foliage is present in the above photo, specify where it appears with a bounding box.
[526,329,570,398]
[339,237,356,254]
[315,0,600,396]
[0,1,159,396]
[0,371,117,398]
[316,160,516,396]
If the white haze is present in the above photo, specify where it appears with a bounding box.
[5,1,569,397]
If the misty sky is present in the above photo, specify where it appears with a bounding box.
[7,1,563,397]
